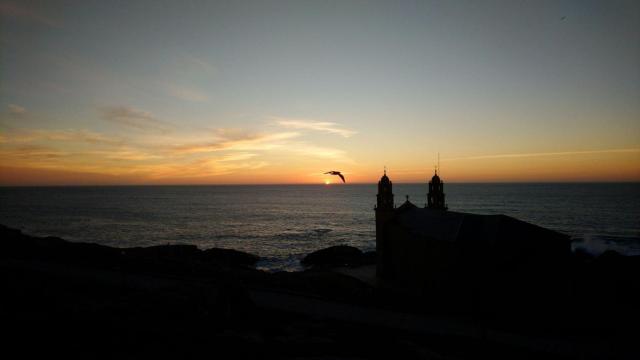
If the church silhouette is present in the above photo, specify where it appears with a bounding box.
[374,169,570,293]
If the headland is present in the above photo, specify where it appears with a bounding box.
[1,222,638,359]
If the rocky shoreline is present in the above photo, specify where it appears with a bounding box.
[1,224,638,359]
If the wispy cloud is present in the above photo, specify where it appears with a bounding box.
[0,144,78,174]
[165,84,209,103]
[0,1,61,27]
[216,152,257,162]
[0,128,137,171]
[184,54,216,75]
[445,148,640,161]
[7,104,26,117]
[143,156,269,180]
[173,130,300,154]
[87,149,162,161]
[1,128,123,146]
[99,106,170,132]
[273,117,356,138]
[55,129,121,145]
[0,144,69,161]
[292,144,353,162]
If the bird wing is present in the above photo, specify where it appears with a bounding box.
[338,173,345,183]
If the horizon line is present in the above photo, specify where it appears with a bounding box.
[2,180,639,187]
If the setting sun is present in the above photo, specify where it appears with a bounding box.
[324,180,331,185]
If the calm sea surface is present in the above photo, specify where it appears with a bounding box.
[1,183,638,271]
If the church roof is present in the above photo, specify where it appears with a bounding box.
[390,207,569,247]
[396,199,417,212]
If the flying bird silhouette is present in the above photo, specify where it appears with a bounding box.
[324,171,345,183]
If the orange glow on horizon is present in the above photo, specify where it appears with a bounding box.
[0,145,638,186]
[1,153,639,187]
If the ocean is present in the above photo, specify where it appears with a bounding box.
[1,183,639,271]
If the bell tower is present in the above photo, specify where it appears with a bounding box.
[376,168,394,211]
[375,168,394,277]
[427,167,447,210]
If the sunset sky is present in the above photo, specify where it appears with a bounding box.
[1,0,639,185]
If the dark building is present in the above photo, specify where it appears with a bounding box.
[375,171,571,294]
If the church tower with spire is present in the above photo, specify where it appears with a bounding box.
[427,167,447,210]
[376,168,394,211]
[375,168,394,277]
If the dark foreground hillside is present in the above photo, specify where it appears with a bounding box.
[1,225,638,359]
